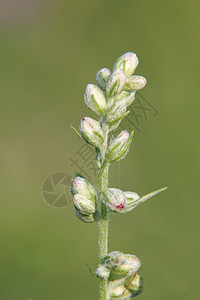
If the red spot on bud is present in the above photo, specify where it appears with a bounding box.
[83,118,85,121]
[115,203,125,210]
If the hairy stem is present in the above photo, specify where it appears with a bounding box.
[98,124,109,300]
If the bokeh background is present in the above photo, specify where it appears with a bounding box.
[1,0,199,299]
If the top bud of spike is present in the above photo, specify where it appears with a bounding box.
[113,52,139,76]
[96,68,111,91]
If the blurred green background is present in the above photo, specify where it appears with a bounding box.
[0,0,199,299]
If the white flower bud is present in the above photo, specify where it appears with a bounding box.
[113,52,139,76]
[79,117,104,148]
[109,284,127,298]
[104,99,127,125]
[73,206,97,223]
[115,90,136,107]
[125,274,143,295]
[95,265,110,280]
[73,194,96,215]
[106,70,126,97]
[106,130,134,163]
[102,188,127,213]
[112,254,141,277]
[96,68,111,91]
[84,84,107,115]
[124,75,147,91]
[71,176,96,199]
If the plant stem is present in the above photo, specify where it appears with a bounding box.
[98,124,109,300]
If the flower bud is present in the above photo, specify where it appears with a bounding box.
[113,52,139,76]
[115,90,136,107]
[106,130,134,163]
[79,117,104,148]
[106,70,126,97]
[74,206,99,223]
[125,274,143,295]
[73,194,96,215]
[104,99,127,125]
[103,251,125,269]
[109,284,127,298]
[102,188,127,213]
[124,75,147,91]
[96,68,111,91]
[112,254,141,277]
[84,84,107,115]
[71,176,96,199]
[95,265,110,280]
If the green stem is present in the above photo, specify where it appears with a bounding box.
[98,124,109,300]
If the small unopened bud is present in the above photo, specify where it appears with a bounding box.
[71,176,96,199]
[95,265,110,280]
[112,254,141,277]
[106,70,126,97]
[79,117,104,148]
[125,274,143,295]
[73,194,96,215]
[103,251,125,269]
[109,284,127,298]
[102,188,127,213]
[106,130,134,163]
[113,52,139,76]
[74,206,99,223]
[124,191,140,202]
[96,68,111,91]
[104,99,127,125]
[115,90,136,107]
[124,75,147,91]
[84,84,107,115]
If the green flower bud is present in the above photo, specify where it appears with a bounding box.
[113,52,139,76]
[102,188,127,213]
[96,68,111,91]
[79,117,104,148]
[104,99,127,125]
[84,84,107,115]
[112,254,141,277]
[109,284,126,298]
[74,206,97,223]
[115,90,136,107]
[125,274,143,295]
[95,265,110,280]
[106,130,134,163]
[106,70,126,97]
[71,176,96,199]
[73,194,96,215]
[103,251,125,269]
[124,75,147,91]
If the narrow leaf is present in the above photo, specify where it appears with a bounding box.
[127,187,168,209]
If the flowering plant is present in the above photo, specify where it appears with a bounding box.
[71,52,167,299]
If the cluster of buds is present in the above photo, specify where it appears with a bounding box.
[71,52,167,299]
[101,187,167,213]
[71,176,99,223]
[76,52,147,167]
[95,251,143,299]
